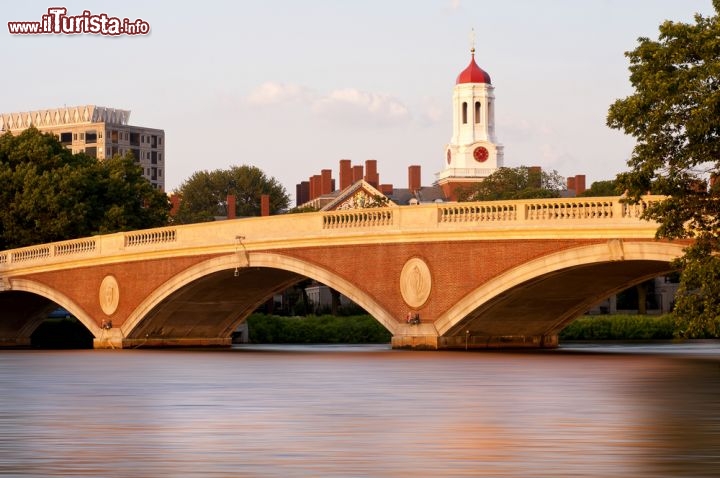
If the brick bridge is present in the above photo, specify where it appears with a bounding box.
[0,196,685,349]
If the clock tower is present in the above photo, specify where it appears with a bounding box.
[436,43,504,200]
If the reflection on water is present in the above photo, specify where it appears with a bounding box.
[1,344,719,477]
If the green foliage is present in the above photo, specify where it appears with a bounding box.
[172,165,289,224]
[607,3,720,337]
[287,205,320,214]
[456,166,565,201]
[0,127,169,249]
[577,180,621,197]
[672,236,720,338]
[559,314,679,341]
[246,314,392,344]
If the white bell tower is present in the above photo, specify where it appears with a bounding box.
[437,34,504,199]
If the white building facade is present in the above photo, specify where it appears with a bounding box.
[437,48,504,199]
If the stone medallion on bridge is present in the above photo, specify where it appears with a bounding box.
[99,274,120,316]
[400,257,432,308]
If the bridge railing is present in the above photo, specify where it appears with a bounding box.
[124,228,177,247]
[0,196,664,269]
[438,196,662,224]
[322,209,394,229]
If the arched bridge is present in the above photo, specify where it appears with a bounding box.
[0,196,686,349]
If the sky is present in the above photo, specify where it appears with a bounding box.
[1,0,716,201]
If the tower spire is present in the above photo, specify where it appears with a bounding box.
[470,28,475,56]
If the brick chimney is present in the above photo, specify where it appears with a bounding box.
[296,181,309,206]
[310,174,321,200]
[408,165,421,192]
[169,194,181,216]
[261,194,270,216]
[227,194,236,219]
[364,159,379,188]
[339,159,352,190]
[352,165,364,183]
[574,175,586,195]
[321,169,333,195]
[567,176,576,192]
[528,166,542,189]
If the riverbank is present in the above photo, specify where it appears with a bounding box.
[246,313,714,344]
[33,313,719,348]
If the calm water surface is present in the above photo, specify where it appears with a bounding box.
[1,343,720,477]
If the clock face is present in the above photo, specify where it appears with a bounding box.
[446,149,452,164]
[473,146,489,163]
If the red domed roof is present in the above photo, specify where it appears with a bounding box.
[456,53,491,85]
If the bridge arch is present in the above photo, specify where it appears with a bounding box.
[435,240,687,337]
[123,251,398,340]
[4,278,103,337]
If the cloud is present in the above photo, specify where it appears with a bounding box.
[246,82,410,128]
[312,88,409,127]
[246,82,314,105]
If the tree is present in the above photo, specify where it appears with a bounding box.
[607,1,720,337]
[0,127,169,250]
[172,165,289,224]
[577,180,621,197]
[456,166,566,202]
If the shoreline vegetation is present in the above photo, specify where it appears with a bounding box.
[246,313,720,344]
[32,313,720,348]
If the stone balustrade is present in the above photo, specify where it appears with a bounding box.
[0,196,663,268]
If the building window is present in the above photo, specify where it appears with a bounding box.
[85,131,97,144]
[98,131,103,139]
[60,132,72,144]
[158,153,162,161]
[73,133,77,141]
[80,133,84,140]
[462,102,467,124]
[158,168,162,177]
[474,102,481,124]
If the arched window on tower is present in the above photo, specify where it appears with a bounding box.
[462,102,467,124]
[474,102,481,124]
[487,101,493,129]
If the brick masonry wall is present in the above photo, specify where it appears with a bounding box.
[21,254,223,328]
[279,239,607,324]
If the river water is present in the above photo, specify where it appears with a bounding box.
[1,343,719,477]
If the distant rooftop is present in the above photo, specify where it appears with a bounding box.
[0,105,131,131]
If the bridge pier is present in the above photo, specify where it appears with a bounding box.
[121,337,232,348]
[93,330,232,349]
[392,325,559,350]
[391,324,440,350]
[93,328,124,349]
[0,337,32,348]
[438,334,559,350]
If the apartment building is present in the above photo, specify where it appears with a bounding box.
[0,105,166,190]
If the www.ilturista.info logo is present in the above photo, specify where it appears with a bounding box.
[8,7,150,35]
